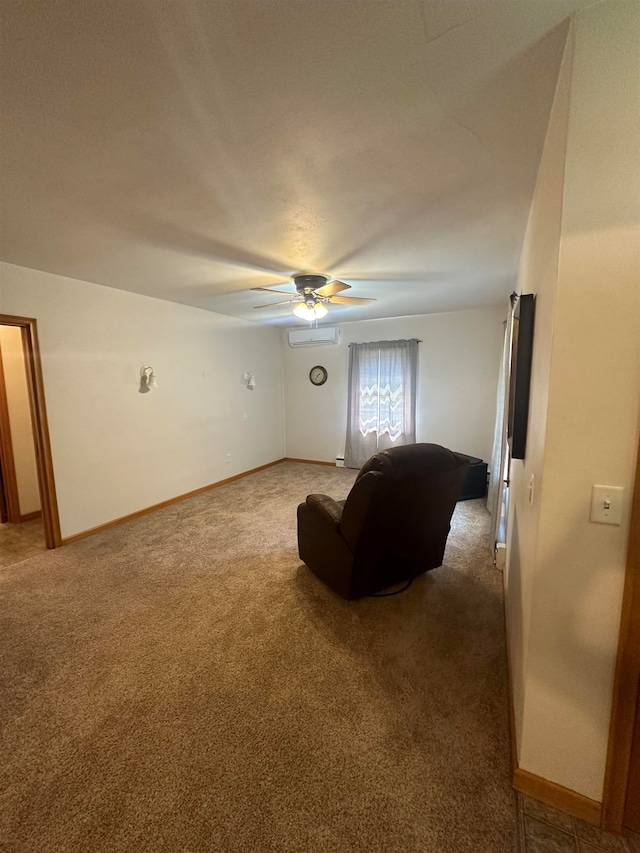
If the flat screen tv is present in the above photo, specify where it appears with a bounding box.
[507,293,535,460]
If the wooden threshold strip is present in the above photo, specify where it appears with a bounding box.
[61,458,287,545]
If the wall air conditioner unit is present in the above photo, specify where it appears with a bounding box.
[288,327,340,348]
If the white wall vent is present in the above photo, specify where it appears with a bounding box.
[287,327,340,348]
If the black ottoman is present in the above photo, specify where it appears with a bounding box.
[455,454,488,500]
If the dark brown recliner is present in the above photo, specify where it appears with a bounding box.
[297,443,469,599]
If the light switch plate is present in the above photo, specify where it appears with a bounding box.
[590,485,624,525]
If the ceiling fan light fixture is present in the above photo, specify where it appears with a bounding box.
[292,303,310,320]
[312,302,328,319]
[293,301,328,321]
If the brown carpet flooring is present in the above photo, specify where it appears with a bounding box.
[0,462,514,852]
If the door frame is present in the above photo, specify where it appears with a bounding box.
[602,433,640,831]
[0,314,61,548]
[0,334,22,522]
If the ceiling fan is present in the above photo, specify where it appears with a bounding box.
[252,273,376,321]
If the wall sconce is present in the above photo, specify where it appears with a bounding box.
[243,371,256,390]
[139,365,158,393]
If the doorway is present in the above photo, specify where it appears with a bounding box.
[0,315,61,554]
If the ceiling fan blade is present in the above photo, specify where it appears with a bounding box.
[251,286,296,295]
[316,279,351,297]
[253,299,296,309]
[328,295,377,305]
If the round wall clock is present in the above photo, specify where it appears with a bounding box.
[309,365,328,386]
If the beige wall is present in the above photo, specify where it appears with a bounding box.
[0,266,505,538]
[283,307,505,465]
[0,325,41,516]
[505,22,573,760]
[506,0,640,801]
[0,263,285,539]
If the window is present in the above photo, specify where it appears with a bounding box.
[344,339,418,469]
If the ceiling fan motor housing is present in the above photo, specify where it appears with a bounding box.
[293,274,329,294]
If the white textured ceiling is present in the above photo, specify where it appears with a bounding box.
[0,1,584,325]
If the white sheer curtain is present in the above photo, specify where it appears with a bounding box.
[487,298,516,554]
[344,339,418,469]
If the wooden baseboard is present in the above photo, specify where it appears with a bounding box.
[19,510,42,522]
[514,767,602,826]
[61,459,286,545]
[283,457,337,466]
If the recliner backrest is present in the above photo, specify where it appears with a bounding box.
[340,470,385,552]
[341,443,469,596]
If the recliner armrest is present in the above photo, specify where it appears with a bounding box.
[305,494,344,528]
